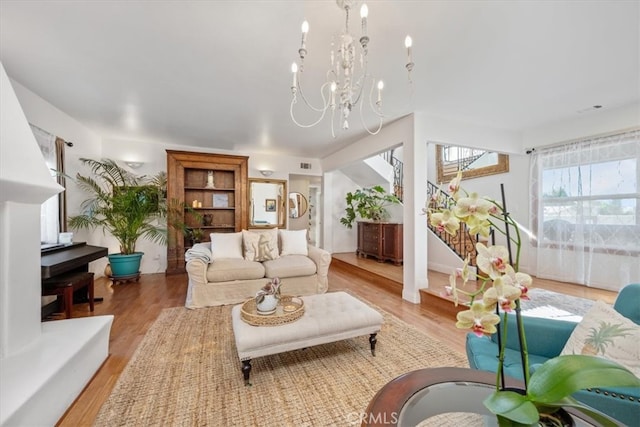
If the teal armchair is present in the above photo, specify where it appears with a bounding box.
[466,284,640,426]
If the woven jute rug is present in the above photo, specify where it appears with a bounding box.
[95,298,476,426]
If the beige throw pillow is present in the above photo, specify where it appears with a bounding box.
[210,232,244,260]
[242,229,279,262]
[279,229,308,256]
[560,300,639,377]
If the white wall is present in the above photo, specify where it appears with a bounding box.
[322,116,412,171]
[522,103,640,150]
[322,170,360,253]
[10,79,109,274]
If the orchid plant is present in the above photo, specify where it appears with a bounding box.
[425,171,639,427]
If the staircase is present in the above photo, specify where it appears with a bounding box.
[426,180,482,267]
[380,149,404,202]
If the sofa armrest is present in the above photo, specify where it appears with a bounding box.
[307,245,331,293]
[186,258,209,288]
[491,313,577,359]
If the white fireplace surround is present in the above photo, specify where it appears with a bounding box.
[0,62,113,426]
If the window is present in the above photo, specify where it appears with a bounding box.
[534,133,639,251]
[531,129,640,288]
[436,144,509,183]
[31,124,67,244]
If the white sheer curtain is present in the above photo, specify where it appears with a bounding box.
[530,129,640,291]
[31,124,59,244]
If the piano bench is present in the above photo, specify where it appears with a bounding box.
[42,272,95,319]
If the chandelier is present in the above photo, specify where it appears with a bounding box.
[290,0,414,138]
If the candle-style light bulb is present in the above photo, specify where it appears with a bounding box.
[291,62,298,87]
[360,4,368,37]
[301,20,309,50]
[405,35,413,65]
[377,80,384,103]
[360,4,368,18]
[404,35,413,48]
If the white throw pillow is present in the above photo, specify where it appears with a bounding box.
[210,232,243,260]
[279,229,308,256]
[560,300,640,377]
[242,228,279,261]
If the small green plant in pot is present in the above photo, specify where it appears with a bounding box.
[68,158,167,278]
[340,185,401,229]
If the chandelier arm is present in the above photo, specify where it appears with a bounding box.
[367,78,384,119]
[358,97,384,135]
[330,108,336,139]
[354,81,383,136]
[290,96,330,129]
[297,77,331,113]
[351,58,369,106]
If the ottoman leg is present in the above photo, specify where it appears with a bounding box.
[369,333,377,356]
[241,359,252,386]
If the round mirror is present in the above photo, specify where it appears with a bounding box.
[289,192,308,218]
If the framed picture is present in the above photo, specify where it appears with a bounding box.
[213,193,228,208]
[265,199,277,212]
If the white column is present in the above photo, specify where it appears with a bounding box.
[402,115,428,303]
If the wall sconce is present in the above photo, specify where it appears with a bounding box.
[125,161,144,169]
[259,169,274,177]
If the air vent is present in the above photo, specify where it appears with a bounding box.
[300,162,312,170]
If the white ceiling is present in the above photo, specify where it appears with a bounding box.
[1,1,638,158]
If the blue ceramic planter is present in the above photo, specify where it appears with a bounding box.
[108,252,143,277]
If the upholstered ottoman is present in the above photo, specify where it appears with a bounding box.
[231,291,383,385]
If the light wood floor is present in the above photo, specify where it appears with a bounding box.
[54,256,617,426]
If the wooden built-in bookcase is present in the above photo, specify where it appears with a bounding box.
[166,150,248,274]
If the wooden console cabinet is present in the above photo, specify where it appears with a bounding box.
[356,222,403,265]
[166,150,248,274]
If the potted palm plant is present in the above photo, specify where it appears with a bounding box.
[68,158,167,279]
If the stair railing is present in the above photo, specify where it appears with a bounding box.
[380,150,404,202]
[426,180,490,267]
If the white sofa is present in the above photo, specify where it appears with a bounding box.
[184,229,331,308]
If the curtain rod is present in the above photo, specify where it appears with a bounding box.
[525,126,639,154]
[28,122,74,147]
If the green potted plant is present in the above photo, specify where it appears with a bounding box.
[68,158,167,279]
[426,171,640,426]
[340,185,401,229]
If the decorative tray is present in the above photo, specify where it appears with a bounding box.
[240,295,305,326]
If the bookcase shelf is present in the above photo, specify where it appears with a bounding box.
[166,150,248,274]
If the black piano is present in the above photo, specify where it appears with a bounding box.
[41,242,108,317]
